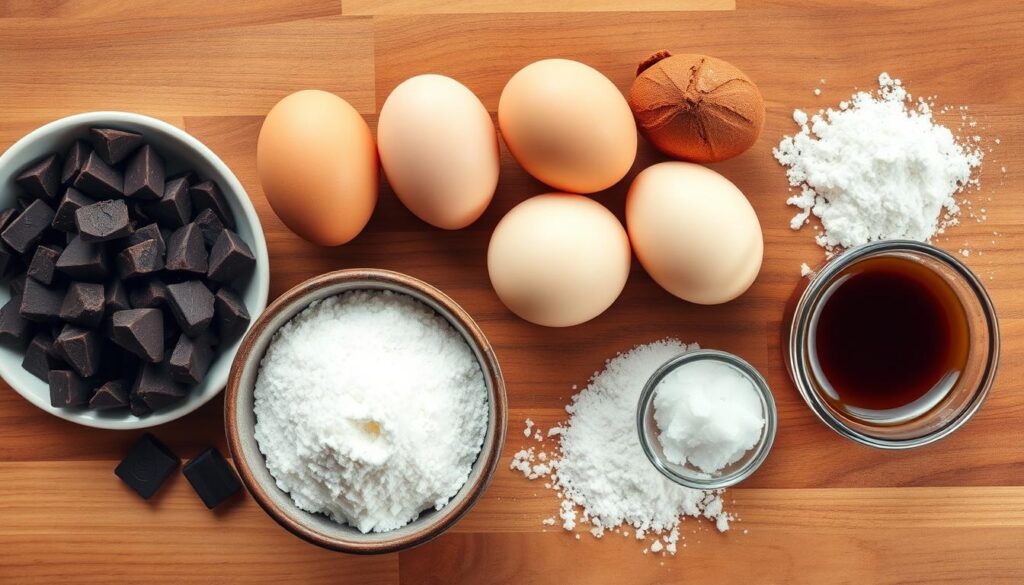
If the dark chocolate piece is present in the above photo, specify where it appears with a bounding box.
[27,243,63,286]
[206,230,255,284]
[23,333,62,381]
[189,181,234,229]
[0,208,17,232]
[129,387,152,417]
[165,280,214,337]
[169,332,213,385]
[52,187,94,232]
[54,324,102,378]
[62,140,92,186]
[183,447,242,509]
[111,308,163,362]
[15,154,62,202]
[73,151,124,199]
[128,278,167,309]
[56,236,109,281]
[124,145,165,200]
[75,199,130,242]
[60,281,105,328]
[105,278,131,313]
[167,170,197,186]
[214,286,250,344]
[19,278,65,323]
[165,223,207,275]
[117,239,164,279]
[89,380,129,410]
[193,208,225,248]
[114,433,179,499]
[144,177,191,228]
[127,223,166,256]
[134,362,187,409]
[0,242,14,278]
[89,128,143,166]
[48,370,92,408]
[0,296,32,348]
[1,199,56,254]
[9,273,26,298]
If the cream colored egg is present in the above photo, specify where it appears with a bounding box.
[488,194,631,327]
[257,90,378,246]
[626,162,763,304]
[378,75,500,229]
[498,59,637,194]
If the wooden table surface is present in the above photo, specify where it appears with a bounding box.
[1,1,1022,583]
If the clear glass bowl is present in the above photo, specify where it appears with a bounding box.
[637,350,777,489]
[784,240,1000,449]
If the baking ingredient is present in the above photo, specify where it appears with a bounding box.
[378,75,499,229]
[774,73,982,256]
[253,290,488,533]
[257,90,378,246]
[626,162,762,304]
[498,59,637,194]
[509,339,734,553]
[653,359,765,474]
[487,193,630,327]
[628,51,765,163]
[182,447,242,509]
[115,433,180,500]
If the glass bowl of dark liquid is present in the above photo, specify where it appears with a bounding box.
[784,240,1000,449]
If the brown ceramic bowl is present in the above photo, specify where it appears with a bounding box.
[225,269,507,554]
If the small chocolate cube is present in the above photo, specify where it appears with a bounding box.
[90,380,129,410]
[169,332,213,385]
[128,278,167,309]
[183,447,242,509]
[52,187,94,232]
[56,236,109,281]
[106,278,131,313]
[142,176,191,228]
[15,154,62,202]
[114,433,179,499]
[23,333,62,382]
[54,324,102,378]
[117,239,164,279]
[165,280,214,337]
[189,180,234,229]
[89,128,143,166]
[165,223,207,275]
[0,296,32,348]
[19,278,65,323]
[27,243,63,286]
[76,199,131,242]
[134,362,187,410]
[60,281,106,328]
[1,199,56,254]
[214,286,250,344]
[73,151,124,199]
[193,208,224,248]
[124,145,165,200]
[111,308,163,362]
[48,370,92,408]
[127,223,166,256]
[62,140,92,186]
[207,230,255,284]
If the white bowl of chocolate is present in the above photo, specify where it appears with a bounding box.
[0,112,269,429]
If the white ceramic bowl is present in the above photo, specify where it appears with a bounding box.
[0,112,269,429]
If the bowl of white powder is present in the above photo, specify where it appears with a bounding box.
[225,269,506,554]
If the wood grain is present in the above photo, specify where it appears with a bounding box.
[0,0,1022,583]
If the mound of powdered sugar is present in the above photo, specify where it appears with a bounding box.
[774,73,983,257]
[253,290,488,533]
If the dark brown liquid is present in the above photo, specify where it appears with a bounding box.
[810,256,969,421]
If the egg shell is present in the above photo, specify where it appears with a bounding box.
[626,162,763,304]
[257,90,378,246]
[378,75,500,230]
[498,59,637,194]
[487,193,631,327]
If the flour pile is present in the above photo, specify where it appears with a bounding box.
[511,339,733,555]
[774,73,983,257]
[253,291,488,533]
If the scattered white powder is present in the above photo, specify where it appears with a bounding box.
[253,290,488,534]
[774,73,983,258]
[523,418,534,437]
[799,262,812,277]
[653,360,765,474]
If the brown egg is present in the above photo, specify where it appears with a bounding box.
[257,90,378,246]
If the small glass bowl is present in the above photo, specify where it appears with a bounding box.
[637,350,778,490]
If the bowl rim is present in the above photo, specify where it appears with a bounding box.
[0,111,270,430]
[224,268,507,554]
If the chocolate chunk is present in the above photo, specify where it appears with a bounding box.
[89,128,143,166]
[134,362,187,410]
[15,154,62,202]
[214,286,250,344]
[189,181,234,229]
[144,177,191,228]
[19,278,65,323]
[193,208,225,248]
[27,243,63,286]
[0,296,32,348]
[0,243,14,278]
[167,170,198,186]
[117,239,164,279]
[128,278,167,309]
[114,433,179,499]
[129,388,152,417]
[73,151,124,199]
[90,380,129,410]
[48,370,92,408]
[9,273,26,298]
[102,278,130,314]
[1,199,56,254]
[207,230,254,284]
[54,324,102,378]
[127,223,166,256]
[76,199,130,242]
[62,140,92,186]
[165,223,207,275]
[0,208,17,232]
[60,281,105,328]
[169,332,213,385]
[51,188,94,232]
[183,447,242,509]
[124,145,165,200]
[56,236,109,281]
[165,280,214,337]
[111,308,164,363]
[23,333,62,381]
